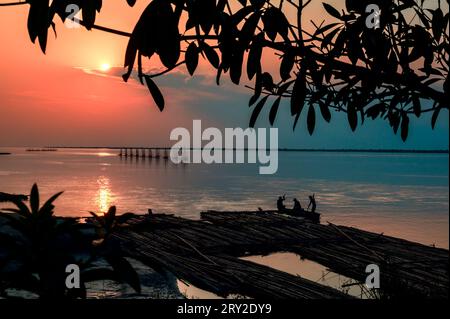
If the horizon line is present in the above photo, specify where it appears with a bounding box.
[36,146,450,154]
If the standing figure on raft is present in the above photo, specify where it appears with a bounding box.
[277,195,286,212]
[308,194,317,213]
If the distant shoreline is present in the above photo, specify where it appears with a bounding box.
[43,147,449,154]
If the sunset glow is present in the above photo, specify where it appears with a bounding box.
[97,176,112,213]
[0,0,447,149]
[100,63,111,72]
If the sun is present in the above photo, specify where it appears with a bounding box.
[100,63,111,72]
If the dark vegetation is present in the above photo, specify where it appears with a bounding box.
[0,184,141,299]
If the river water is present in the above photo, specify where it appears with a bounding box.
[0,147,448,248]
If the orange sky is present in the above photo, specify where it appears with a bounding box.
[0,1,448,149]
[0,1,215,146]
[0,1,311,147]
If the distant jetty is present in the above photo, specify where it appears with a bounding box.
[26,148,57,152]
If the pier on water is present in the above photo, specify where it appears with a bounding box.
[118,148,169,160]
[112,210,449,299]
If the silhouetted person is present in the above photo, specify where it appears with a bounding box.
[308,194,317,213]
[277,195,286,211]
[293,198,302,212]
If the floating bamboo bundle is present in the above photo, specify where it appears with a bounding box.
[112,211,448,299]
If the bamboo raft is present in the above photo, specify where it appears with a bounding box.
[112,210,449,299]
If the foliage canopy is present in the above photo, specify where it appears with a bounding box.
[2,0,449,141]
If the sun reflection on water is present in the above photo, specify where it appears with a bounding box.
[96,176,113,213]
[97,152,114,157]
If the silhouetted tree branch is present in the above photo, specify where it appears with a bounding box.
[0,1,27,6]
[2,0,449,141]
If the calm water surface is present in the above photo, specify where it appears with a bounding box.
[0,147,448,248]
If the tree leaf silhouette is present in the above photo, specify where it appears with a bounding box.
[247,33,264,80]
[186,42,199,76]
[250,95,269,128]
[262,7,289,41]
[307,104,316,135]
[269,97,281,126]
[431,106,441,129]
[30,183,39,215]
[280,50,295,81]
[323,3,341,20]
[432,8,444,41]
[347,102,358,132]
[413,96,421,118]
[249,71,262,106]
[401,113,409,142]
[291,74,306,116]
[201,42,220,69]
[240,12,261,47]
[144,76,165,112]
[319,102,331,123]
[153,0,180,69]
[27,0,50,53]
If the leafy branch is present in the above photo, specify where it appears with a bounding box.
[2,0,449,141]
